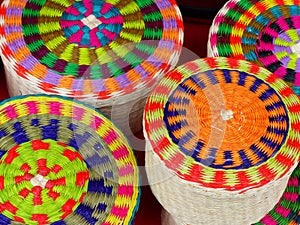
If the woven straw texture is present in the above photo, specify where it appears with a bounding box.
[161,163,300,225]
[0,94,140,225]
[208,0,300,97]
[144,57,300,225]
[254,162,300,225]
[0,0,183,134]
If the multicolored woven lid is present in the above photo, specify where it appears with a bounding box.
[208,0,300,96]
[254,163,300,225]
[0,0,183,101]
[144,57,300,192]
[0,94,140,225]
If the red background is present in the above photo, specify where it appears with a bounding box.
[0,1,227,224]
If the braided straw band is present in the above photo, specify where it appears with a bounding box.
[0,95,140,225]
[160,163,300,225]
[146,143,293,225]
[0,0,183,106]
[144,57,300,192]
[208,0,300,96]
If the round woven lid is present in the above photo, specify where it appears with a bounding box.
[144,57,300,192]
[208,0,300,96]
[0,0,183,101]
[254,163,300,225]
[0,95,140,225]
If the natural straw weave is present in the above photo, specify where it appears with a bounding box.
[0,0,183,134]
[208,0,300,97]
[162,163,300,225]
[144,57,300,225]
[0,94,140,225]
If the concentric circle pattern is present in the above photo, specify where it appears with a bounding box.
[0,95,140,225]
[208,1,300,96]
[0,0,183,99]
[144,57,300,191]
[164,70,289,170]
[60,1,123,48]
[0,139,89,224]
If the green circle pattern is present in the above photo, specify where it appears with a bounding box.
[0,139,89,224]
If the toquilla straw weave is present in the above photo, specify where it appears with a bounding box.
[0,0,183,134]
[208,0,300,97]
[0,94,140,225]
[143,57,300,225]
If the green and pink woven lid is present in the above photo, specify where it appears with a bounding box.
[0,94,140,225]
[0,0,183,104]
[208,0,300,97]
[254,163,300,225]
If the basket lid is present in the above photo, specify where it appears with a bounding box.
[144,57,300,192]
[0,0,183,101]
[0,94,140,225]
[208,0,300,96]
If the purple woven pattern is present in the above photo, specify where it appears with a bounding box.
[0,0,183,99]
[208,0,300,95]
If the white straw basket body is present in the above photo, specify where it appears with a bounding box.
[145,142,295,225]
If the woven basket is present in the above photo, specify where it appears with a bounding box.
[208,0,300,97]
[161,163,300,225]
[0,94,140,225]
[0,0,184,135]
[144,57,300,225]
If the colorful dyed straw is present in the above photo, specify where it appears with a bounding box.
[254,164,300,225]
[208,0,300,96]
[0,94,140,225]
[0,0,183,133]
[162,163,300,225]
[144,57,300,225]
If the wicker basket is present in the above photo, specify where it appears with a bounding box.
[0,0,184,135]
[144,57,300,225]
[208,0,300,97]
[0,94,140,225]
[161,163,300,225]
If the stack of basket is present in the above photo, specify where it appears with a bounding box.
[0,0,183,135]
[144,57,300,225]
[2,0,300,224]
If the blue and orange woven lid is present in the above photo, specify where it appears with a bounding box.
[144,57,300,192]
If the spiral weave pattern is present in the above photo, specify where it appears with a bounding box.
[208,0,300,96]
[0,95,140,225]
[0,0,183,103]
[144,57,300,191]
